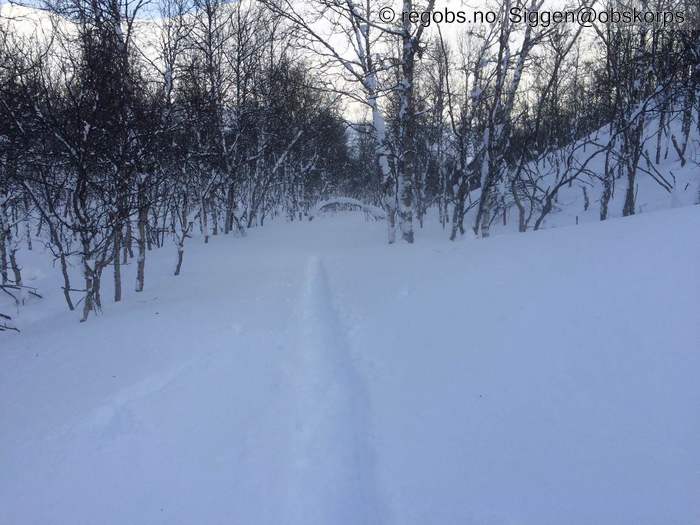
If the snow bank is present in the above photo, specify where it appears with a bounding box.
[308,197,386,221]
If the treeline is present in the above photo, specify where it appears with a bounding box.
[261,0,699,241]
[1,0,699,324]
[1,0,355,321]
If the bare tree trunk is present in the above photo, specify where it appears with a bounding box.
[80,256,96,322]
[225,183,235,234]
[622,168,636,216]
[172,201,190,277]
[123,217,133,263]
[600,145,614,221]
[395,0,434,243]
[136,203,147,292]
[367,86,395,244]
[449,202,462,241]
[174,243,185,276]
[58,251,74,311]
[622,119,644,217]
[200,193,210,244]
[512,177,527,233]
[23,194,32,251]
[480,186,493,238]
[0,225,8,285]
[113,226,122,302]
[8,244,21,286]
[397,41,415,243]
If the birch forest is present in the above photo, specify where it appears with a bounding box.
[1,0,698,325]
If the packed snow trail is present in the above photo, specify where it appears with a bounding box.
[285,256,383,524]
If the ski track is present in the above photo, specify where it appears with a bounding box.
[285,255,384,524]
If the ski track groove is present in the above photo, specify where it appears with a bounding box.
[285,255,384,524]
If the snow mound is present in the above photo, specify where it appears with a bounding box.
[308,197,386,221]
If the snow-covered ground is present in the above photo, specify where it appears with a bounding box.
[1,206,699,524]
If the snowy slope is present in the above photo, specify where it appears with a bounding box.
[551,116,699,222]
[492,112,700,234]
[1,206,699,524]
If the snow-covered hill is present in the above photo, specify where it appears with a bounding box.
[1,206,698,524]
[453,107,700,237]
[540,114,698,224]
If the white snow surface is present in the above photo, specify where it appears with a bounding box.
[1,207,699,524]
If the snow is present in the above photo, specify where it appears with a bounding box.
[1,206,699,524]
[514,112,700,231]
